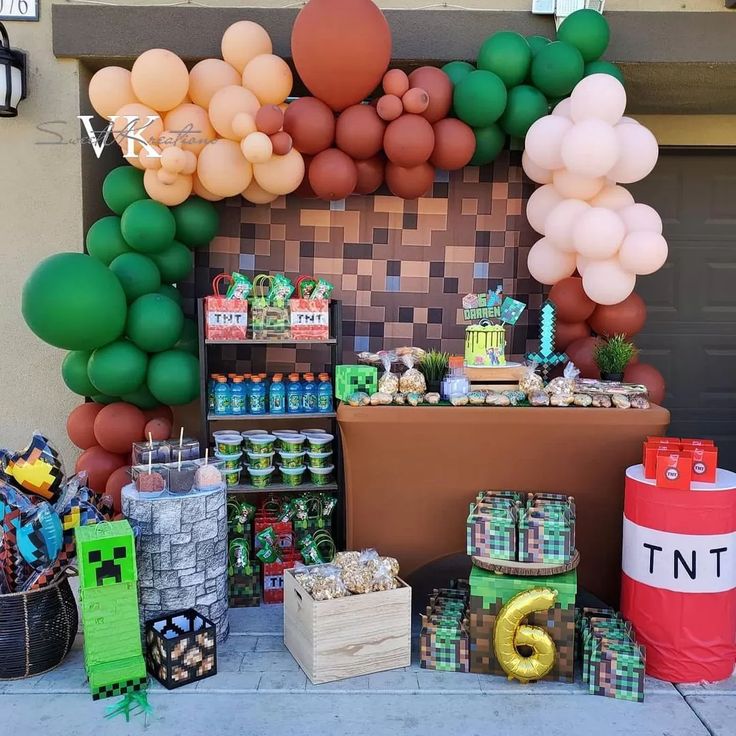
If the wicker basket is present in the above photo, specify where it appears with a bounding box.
[0,576,78,679]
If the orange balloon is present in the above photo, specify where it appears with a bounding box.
[197,139,253,197]
[157,168,179,185]
[163,103,217,154]
[75,445,127,493]
[376,94,403,122]
[232,113,257,140]
[385,161,435,199]
[139,145,162,170]
[193,173,225,201]
[111,102,164,158]
[402,88,429,115]
[283,97,335,155]
[105,465,131,514]
[384,114,435,167]
[144,417,172,442]
[189,58,241,108]
[335,104,385,160]
[253,148,305,196]
[256,105,284,135]
[430,118,475,170]
[161,146,187,173]
[242,179,280,205]
[241,132,273,164]
[144,169,193,206]
[89,66,137,120]
[383,69,409,97]
[93,402,146,455]
[270,131,293,156]
[131,49,189,112]
[308,148,357,201]
[408,66,453,123]
[208,85,260,141]
[181,151,198,175]
[67,403,104,450]
[221,21,273,74]
[242,54,293,105]
[355,155,385,194]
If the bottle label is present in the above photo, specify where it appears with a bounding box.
[303,393,317,412]
[231,395,245,414]
[288,393,301,413]
[271,395,284,412]
[215,395,230,415]
[249,395,265,414]
[317,395,331,412]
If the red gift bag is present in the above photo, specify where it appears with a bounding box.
[205,273,248,341]
[289,298,329,341]
[263,551,301,604]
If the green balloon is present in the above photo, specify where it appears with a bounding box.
[585,60,625,86]
[477,31,531,88]
[102,166,147,216]
[91,393,119,405]
[147,350,200,406]
[121,199,176,254]
[88,339,148,396]
[61,350,95,396]
[171,197,219,249]
[453,70,508,128]
[531,41,584,98]
[471,124,506,165]
[499,85,549,138]
[85,216,132,265]
[557,8,610,63]
[527,35,551,57]
[126,293,184,353]
[109,252,161,303]
[22,253,127,351]
[441,60,475,87]
[174,318,198,356]
[157,284,183,307]
[120,384,160,410]
[149,240,194,284]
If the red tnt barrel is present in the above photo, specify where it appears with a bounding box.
[621,464,736,682]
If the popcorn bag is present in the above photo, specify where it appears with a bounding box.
[205,273,249,341]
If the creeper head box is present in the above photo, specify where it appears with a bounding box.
[75,520,137,589]
[335,365,378,401]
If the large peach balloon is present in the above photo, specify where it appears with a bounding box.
[163,103,216,154]
[242,179,280,205]
[242,54,293,105]
[131,49,189,112]
[144,169,193,206]
[565,336,604,379]
[549,276,596,322]
[527,237,577,285]
[241,132,273,164]
[588,292,647,338]
[139,145,162,170]
[383,114,435,167]
[161,146,187,173]
[75,445,127,493]
[283,97,335,155]
[555,320,591,350]
[253,148,306,196]
[624,362,666,405]
[582,258,636,305]
[570,74,627,125]
[93,402,146,455]
[193,173,225,201]
[545,199,590,253]
[335,104,385,160]
[607,123,659,184]
[89,66,137,120]
[526,184,563,235]
[522,151,553,185]
[618,203,663,234]
[552,169,605,200]
[407,67,453,123]
[189,58,241,108]
[355,155,385,194]
[291,0,392,111]
[618,231,668,275]
[552,98,572,118]
[67,403,104,450]
[561,119,619,178]
[572,207,626,260]
[589,184,635,211]
[430,118,475,170]
[197,139,253,196]
[385,161,435,199]
[308,148,357,200]
[525,115,572,171]
[209,85,260,141]
[221,20,273,74]
[111,102,164,157]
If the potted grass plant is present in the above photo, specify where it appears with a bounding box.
[419,349,450,394]
[594,334,638,382]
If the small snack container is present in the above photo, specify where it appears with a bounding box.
[132,465,168,495]
[215,451,243,470]
[241,429,269,450]
[133,441,167,466]
[170,439,200,462]
[278,451,306,469]
[168,461,198,495]
[249,434,276,455]
[272,430,298,438]
[278,433,306,453]
[306,433,333,453]
[279,466,305,487]
[246,466,274,488]
[302,429,328,436]
[308,464,334,486]
[215,434,243,455]
[193,459,225,491]
[224,466,242,488]
[306,451,332,469]
[245,451,274,469]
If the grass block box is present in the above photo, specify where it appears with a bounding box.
[467,503,517,560]
[469,566,577,682]
[229,561,261,608]
[284,569,411,684]
[419,585,470,673]
[335,365,378,402]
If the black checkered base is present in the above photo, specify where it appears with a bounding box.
[92,676,147,701]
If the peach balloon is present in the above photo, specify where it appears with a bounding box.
[525,115,572,171]
[607,122,659,183]
[589,184,635,211]
[89,66,137,120]
[242,179,280,205]
[241,132,273,164]
[181,151,198,175]
[552,98,572,118]
[197,138,253,197]
[383,69,409,97]
[525,184,563,235]
[561,119,619,178]
[527,237,577,285]
[522,151,552,184]
[619,116,639,125]
[193,173,224,201]
[570,74,627,125]
[163,103,217,154]
[232,113,257,140]
[144,169,193,206]
[131,49,189,112]
[161,146,187,174]
[402,88,429,115]
[221,21,273,74]
[618,203,663,234]
[582,258,636,305]
[572,207,626,260]
[139,145,162,170]
[111,102,164,158]
[209,85,260,141]
[545,199,590,253]
[189,59,241,108]
[376,94,403,122]
[552,169,605,199]
[157,168,179,185]
[618,231,668,275]
[242,54,293,105]
[127,154,145,171]
[253,148,305,196]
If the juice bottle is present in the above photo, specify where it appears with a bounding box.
[249,376,266,415]
[287,375,303,414]
[302,374,317,413]
[207,373,220,413]
[230,376,246,415]
[269,375,286,414]
[213,376,231,416]
[317,373,334,413]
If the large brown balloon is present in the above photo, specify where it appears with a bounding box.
[549,277,596,323]
[291,0,392,111]
[430,118,475,170]
[105,465,131,514]
[309,148,358,200]
[93,402,146,455]
[283,97,335,155]
[355,155,385,194]
[408,66,453,123]
[384,114,435,167]
[335,104,385,160]
[75,445,127,492]
[67,403,103,450]
[385,161,436,199]
[565,336,604,379]
[624,362,666,405]
[294,154,317,197]
[588,292,647,338]
[555,320,591,351]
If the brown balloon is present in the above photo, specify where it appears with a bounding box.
[549,277,596,323]
[294,154,317,197]
[355,155,385,194]
[93,402,146,455]
[67,403,103,450]
[309,148,358,200]
[430,118,476,170]
[376,94,403,122]
[105,465,131,514]
[383,114,435,167]
[283,96,335,155]
[554,320,591,351]
[335,104,385,160]
[385,161,436,199]
[75,445,127,492]
[270,131,293,156]
[565,336,604,379]
[402,88,429,115]
[382,69,409,97]
[624,362,665,405]
[408,66,453,123]
[291,0,392,111]
[144,417,172,442]
[255,104,284,135]
[588,292,647,338]
[142,405,173,424]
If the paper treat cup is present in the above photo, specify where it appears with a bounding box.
[278,451,306,469]
[306,450,333,469]
[279,466,306,487]
[307,433,334,452]
[308,464,334,486]
[247,466,274,488]
[245,451,274,469]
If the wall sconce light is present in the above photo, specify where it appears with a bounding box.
[0,22,27,117]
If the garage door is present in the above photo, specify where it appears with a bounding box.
[629,151,736,471]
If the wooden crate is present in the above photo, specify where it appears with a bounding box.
[283,569,412,684]
[465,365,525,392]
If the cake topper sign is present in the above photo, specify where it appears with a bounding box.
[462,286,526,326]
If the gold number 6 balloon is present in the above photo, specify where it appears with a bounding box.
[493,587,558,683]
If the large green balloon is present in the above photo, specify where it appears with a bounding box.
[470,124,506,165]
[149,240,194,284]
[453,70,508,128]
[171,197,219,249]
[61,350,95,396]
[22,253,127,351]
[530,41,584,98]
[126,293,184,353]
[91,393,119,405]
[499,85,549,138]
[88,340,148,396]
[527,35,551,57]
[120,384,160,410]
[121,199,176,254]
[85,216,132,265]
[584,60,625,86]
[557,8,610,63]
[102,166,147,216]
[441,60,475,87]
[477,32,531,88]
[157,283,184,307]
[109,252,161,303]
[147,350,200,406]
[174,318,198,356]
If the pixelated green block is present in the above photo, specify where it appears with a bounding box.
[469,566,577,609]
[75,519,137,590]
[335,364,378,401]
[89,656,147,700]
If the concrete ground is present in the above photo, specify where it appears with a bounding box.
[2,604,734,736]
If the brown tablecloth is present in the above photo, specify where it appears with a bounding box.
[338,403,670,605]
